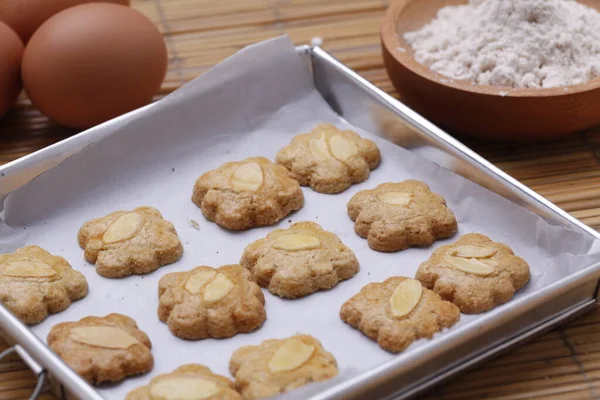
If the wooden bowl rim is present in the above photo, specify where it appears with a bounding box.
[381,0,600,98]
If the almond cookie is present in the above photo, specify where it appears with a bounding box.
[192,157,304,230]
[276,124,381,194]
[415,233,530,314]
[158,264,266,340]
[47,313,153,385]
[340,277,460,353]
[126,364,242,400]
[240,221,359,298]
[78,206,183,278]
[0,245,88,324]
[229,334,338,400]
[347,180,457,252]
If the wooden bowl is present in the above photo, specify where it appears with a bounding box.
[381,0,600,141]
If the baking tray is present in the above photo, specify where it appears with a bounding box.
[0,38,599,400]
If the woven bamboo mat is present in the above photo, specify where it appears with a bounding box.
[0,0,599,399]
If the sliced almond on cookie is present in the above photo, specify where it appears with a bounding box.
[446,255,497,276]
[268,338,316,373]
[451,245,497,259]
[309,134,332,161]
[328,134,358,161]
[150,377,220,400]
[378,192,413,206]
[389,279,422,318]
[271,233,321,251]
[4,261,57,278]
[103,212,146,244]
[70,326,139,349]
[185,270,217,294]
[230,162,264,191]
[202,273,235,304]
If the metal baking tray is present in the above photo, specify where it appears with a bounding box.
[0,42,599,400]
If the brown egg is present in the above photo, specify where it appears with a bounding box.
[0,0,130,43]
[0,21,23,118]
[22,3,167,129]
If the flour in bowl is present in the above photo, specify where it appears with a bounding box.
[403,0,600,88]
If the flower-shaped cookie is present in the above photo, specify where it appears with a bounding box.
[47,313,153,384]
[347,180,457,252]
[0,245,88,324]
[276,124,381,194]
[416,233,530,314]
[126,364,242,400]
[158,264,266,340]
[240,221,359,298]
[340,277,460,353]
[78,206,183,278]
[192,157,304,230]
[229,334,338,400]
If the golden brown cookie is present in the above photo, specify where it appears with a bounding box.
[346,180,457,252]
[229,334,338,400]
[78,206,183,278]
[47,313,153,385]
[415,233,530,314]
[126,364,242,400]
[276,124,381,194]
[240,221,359,298]
[340,277,460,353]
[158,264,266,340]
[191,157,304,231]
[0,245,88,324]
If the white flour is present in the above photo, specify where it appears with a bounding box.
[404,0,600,88]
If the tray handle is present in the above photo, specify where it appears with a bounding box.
[0,345,47,400]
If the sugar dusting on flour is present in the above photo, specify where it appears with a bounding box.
[404,0,600,88]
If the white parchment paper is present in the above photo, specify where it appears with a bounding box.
[1,36,599,399]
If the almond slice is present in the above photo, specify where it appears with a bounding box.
[268,339,316,373]
[446,255,496,276]
[389,279,422,318]
[4,261,57,278]
[450,245,497,259]
[230,162,264,191]
[184,270,217,294]
[149,377,221,400]
[378,192,413,206]
[271,233,321,251]
[70,326,139,349]
[202,273,235,304]
[309,134,332,161]
[102,212,146,244]
[328,134,359,161]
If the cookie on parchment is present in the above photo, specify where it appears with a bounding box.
[126,364,241,400]
[340,277,460,353]
[415,233,530,314]
[240,221,359,298]
[158,264,266,340]
[78,206,183,278]
[0,245,88,324]
[47,313,153,385]
[229,334,338,400]
[192,157,304,231]
[347,180,457,252]
[276,124,381,194]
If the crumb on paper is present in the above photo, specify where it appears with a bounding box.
[188,219,200,230]
[171,167,175,172]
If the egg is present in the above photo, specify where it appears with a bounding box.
[22,3,167,129]
[0,0,130,43]
[0,21,23,118]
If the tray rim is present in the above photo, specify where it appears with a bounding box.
[0,44,598,400]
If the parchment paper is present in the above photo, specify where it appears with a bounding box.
[0,36,599,399]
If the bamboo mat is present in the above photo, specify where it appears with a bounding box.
[0,0,599,399]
